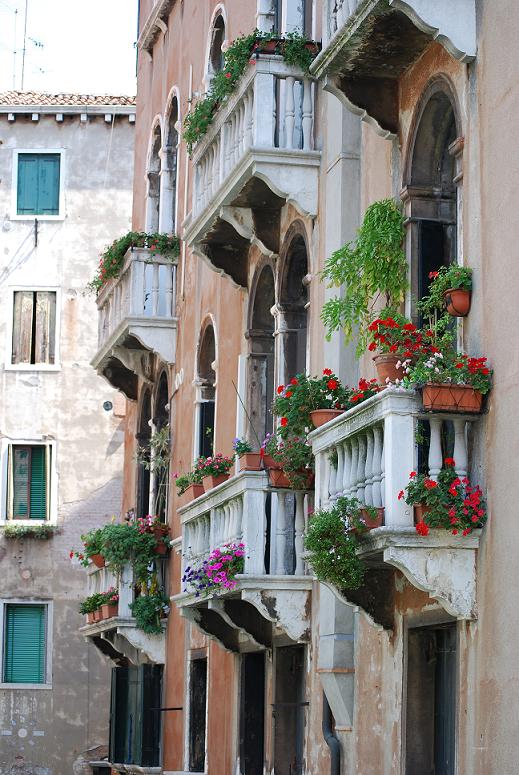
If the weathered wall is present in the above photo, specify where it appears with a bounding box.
[0,111,134,772]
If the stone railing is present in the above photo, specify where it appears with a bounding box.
[324,0,362,44]
[309,387,478,526]
[191,55,316,220]
[96,247,177,352]
[86,559,167,621]
[179,470,312,581]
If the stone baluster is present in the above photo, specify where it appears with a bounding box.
[364,428,374,506]
[119,562,134,618]
[294,491,305,575]
[428,417,443,480]
[328,451,338,501]
[223,120,231,176]
[165,264,174,317]
[242,487,266,575]
[372,425,383,508]
[245,88,254,149]
[356,434,367,503]
[348,437,359,497]
[131,257,144,316]
[335,443,345,498]
[285,76,295,150]
[151,262,160,316]
[341,439,351,496]
[273,491,288,574]
[453,418,468,478]
[302,79,313,151]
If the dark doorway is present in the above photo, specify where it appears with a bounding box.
[247,266,275,445]
[109,665,162,766]
[279,234,308,382]
[273,645,305,775]
[406,623,456,775]
[240,653,265,775]
[136,391,152,518]
[189,658,207,772]
[197,325,216,457]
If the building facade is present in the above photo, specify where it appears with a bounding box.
[85,1,519,774]
[0,92,135,774]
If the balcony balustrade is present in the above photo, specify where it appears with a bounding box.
[91,247,178,399]
[309,387,481,619]
[184,55,320,287]
[174,470,313,648]
[313,0,476,136]
[80,560,166,664]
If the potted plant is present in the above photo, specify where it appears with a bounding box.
[79,593,104,625]
[406,349,492,412]
[136,515,171,555]
[70,528,106,568]
[267,435,314,490]
[320,199,408,357]
[100,587,119,620]
[359,504,385,529]
[129,591,170,634]
[398,459,486,536]
[423,265,473,317]
[304,497,365,590]
[367,310,434,383]
[175,469,204,503]
[233,437,262,471]
[196,453,234,491]
[182,542,246,596]
[345,378,382,408]
[273,371,350,431]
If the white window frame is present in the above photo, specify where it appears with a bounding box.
[5,286,61,371]
[10,148,66,221]
[0,599,53,689]
[0,438,58,525]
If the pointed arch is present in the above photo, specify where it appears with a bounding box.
[146,117,163,232]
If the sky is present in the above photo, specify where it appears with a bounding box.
[0,0,138,95]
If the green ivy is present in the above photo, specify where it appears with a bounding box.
[3,524,57,540]
[129,592,169,634]
[88,231,180,294]
[320,199,408,356]
[305,498,365,590]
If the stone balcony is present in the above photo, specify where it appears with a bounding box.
[91,247,178,399]
[80,560,166,664]
[183,54,320,287]
[309,386,481,620]
[312,0,476,136]
[173,470,313,650]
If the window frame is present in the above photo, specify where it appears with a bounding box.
[11,149,66,221]
[0,599,53,689]
[0,438,57,525]
[5,286,61,371]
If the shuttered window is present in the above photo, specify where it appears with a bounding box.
[12,291,57,365]
[17,153,60,215]
[3,604,46,684]
[8,445,50,520]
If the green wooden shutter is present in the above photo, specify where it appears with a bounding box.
[12,447,30,518]
[17,154,60,215]
[29,446,47,519]
[3,604,46,683]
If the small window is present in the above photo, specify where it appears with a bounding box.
[3,604,47,684]
[17,153,61,216]
[8,445,51,520]
[12,291,57,366]
[209,15,225,74]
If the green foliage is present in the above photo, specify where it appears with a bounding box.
[79,593,104,615]
[101,522,159,583]
[304,497,365,590]
[3,524,56,539]
[417,264,472,321]
[278,32,317,71]
[320,199,408,356]
[88,231,180,293]
[233,437,253,456]
[273,371,349,437]
[268,436,314,489]
[129,592,169,634]
[404,350,492,394]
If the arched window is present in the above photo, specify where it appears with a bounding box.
[247,265,276,444]
[152,373,170,522]
[403,82,461,322]
[136,390,152,518]
[146,123,162,232]
[209,14,226,74]
[276,231,309,382]
[161,95,179,234]
[196,323,216,458]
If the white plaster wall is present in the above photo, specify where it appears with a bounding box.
[0,111,134,773]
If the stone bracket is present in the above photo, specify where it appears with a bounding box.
[241,585,311,642]
[390,0,476,63]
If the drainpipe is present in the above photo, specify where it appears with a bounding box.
[322,692,341,775]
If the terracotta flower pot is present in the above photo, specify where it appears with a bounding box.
[93,609,102,623]
[310,409,344,428]
[202,473,230,491]
[268,468,314,490]
[414,503,431,524]
[422,383,483,413]
[443,288,471,317]
[90,553,105,569]
[261,454,282,470]
[101,603,118,620]
[154,540,169,555]
[255,38,281,54]
[238,452,263,471]
[87,612,95,625]
[373,353,405,384]
[180,483,205,506]
[360,507,385,529]
[153,524,170,540]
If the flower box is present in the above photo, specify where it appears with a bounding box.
[422,383,483,413]
[238,452,263,471]
[101,603,118,620]
[310,409,343,428]
[93,609,103,623]
[202,473,230,491]
[90,553,105,569]
[180,483,205,506]
[268,468,314,490]
[87,612,95,625]
[262,454,282,470]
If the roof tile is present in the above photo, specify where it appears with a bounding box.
[0,91,136,107]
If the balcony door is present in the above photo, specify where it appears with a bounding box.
[239,652,265,775]
[247,265,275,446]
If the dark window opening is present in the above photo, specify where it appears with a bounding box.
[240,653,265,775]
[109,665,162,767]
[147,125,161,231]
[279,235,308,382]
[273,645,305,775]
[248,266,275,445]
[197,325,216,458]
[137,391,152,518]
[166,98,179,233]
[405,624,456,775]
[209,15,226,74]
[189,658,207,772]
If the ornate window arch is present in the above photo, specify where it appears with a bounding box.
[204,6,227,90]
[246,261,276,443]
[194,318,217,459]
[146,118,163,232]
[160,89,181,234]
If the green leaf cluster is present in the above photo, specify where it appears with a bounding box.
[320,199,408,356]
[3,524,57,539]
[129,592,169,634]
[79,593,104,615]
